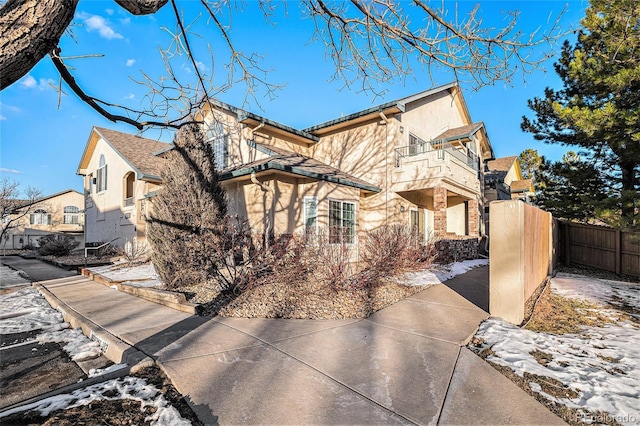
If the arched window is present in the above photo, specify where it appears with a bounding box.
[30,209,51,225]
[96,154,108,192]
[124,172,135,206]
[63,206,81,224]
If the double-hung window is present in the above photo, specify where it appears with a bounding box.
[206,121,229,170]
[96,155,107,192]
[63,206,81,224]
[329,200,356,244]
[30,209,51,225]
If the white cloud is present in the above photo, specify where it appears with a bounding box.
[0,168,24,175]
[119,17,131,25]
[105,8,114,15]
[19,75,54,90]
[0,114,6,121]
[126,59,136,67]
[20,75,37,88]
[124,93,135,100]
[78,12,123,40]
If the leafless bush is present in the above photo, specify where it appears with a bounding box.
[305,228,355,290]
[357,225,437,287]
[123,239,151,266]
[222,217,311,294]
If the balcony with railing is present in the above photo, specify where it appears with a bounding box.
[392,137,481,195]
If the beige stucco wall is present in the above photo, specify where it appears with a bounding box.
[224,176,360,237]
[83,137,151,248]
[3,191,84,249]
[199,89,486,241]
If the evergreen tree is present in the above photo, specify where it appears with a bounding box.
[147,123,231,290]
[534,152,610,222]
[518,149,543,180]
[522,0,640,227]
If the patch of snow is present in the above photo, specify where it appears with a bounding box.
[89,262,159,283]
[88,363,128,378]
[474,274,640,423]
[0,376,191,426]
[38,327,102,362]
[0,287,63,333]
[0,265,30,288]
[553,273,640,321]
[402,259,489,286]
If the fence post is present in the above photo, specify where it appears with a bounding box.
[563,222,571,267]
[615,228,622,275]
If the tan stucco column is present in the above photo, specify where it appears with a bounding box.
[468,199,479,237]
[433,187,447,236]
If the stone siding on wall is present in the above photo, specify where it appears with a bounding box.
[434,236,480,264]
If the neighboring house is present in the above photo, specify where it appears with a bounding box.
[79,82,496,250]
[1,189,84,249]
[483,156,534,233]
[484,156,534,202]
[76,127,171,249]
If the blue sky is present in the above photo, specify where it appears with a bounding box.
[0,1,587,196]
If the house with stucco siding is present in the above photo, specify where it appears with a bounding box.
[78,82,496,251]
[1,189,84,249]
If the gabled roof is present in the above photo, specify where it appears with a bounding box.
[434,122,484,142]
[303,82,458,136]
[486,156,517,172]
[219,142,381,193]
[510,179,534,193]
[77,127,171,181]
[5,189,82,211]
[203,98,319,145]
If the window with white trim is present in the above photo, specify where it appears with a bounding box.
[96,154,108,192]
[206,121,229,170]
[63,206,81,224]
[329,200,356,244]
[30,209,51,225]
[304,196,318,234]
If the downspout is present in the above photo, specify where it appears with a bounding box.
[251,171,273,249]
[379,111,390,226]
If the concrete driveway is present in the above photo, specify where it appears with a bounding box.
[29,264,565,425]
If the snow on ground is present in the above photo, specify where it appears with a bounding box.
[401,258,489,286]
[553,273,640,322]
[0,287,64,333]
[0,279,191,425]
[0,264,30,288]
[88,262,161,287]
[0,376,191,426]
[474,275,640,424]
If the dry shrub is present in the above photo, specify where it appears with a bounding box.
[306,228,355,290]
[122,238,151,266]
[36,234,80,257]
[226,221,310,294]
[357,225,435,287]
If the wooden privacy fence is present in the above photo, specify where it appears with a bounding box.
[489,201,555,324]
[558,222,640,278]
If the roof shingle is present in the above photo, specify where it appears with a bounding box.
[94,127,171,179]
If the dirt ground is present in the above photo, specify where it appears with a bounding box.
[1,366,203,426]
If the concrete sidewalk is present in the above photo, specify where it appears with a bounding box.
[33,265,564,425]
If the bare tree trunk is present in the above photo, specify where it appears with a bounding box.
[0,0,169,90]
[0,0,78,90]
[620,162,639,226]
